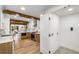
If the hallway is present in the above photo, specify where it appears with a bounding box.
[14,39,40,54]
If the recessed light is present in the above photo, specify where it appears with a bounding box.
[40,14,43,16]
[21,7,26,10]
[68,8,73,11]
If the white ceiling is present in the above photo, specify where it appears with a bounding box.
[4,5,79,18]
[55,5,79,17]
[5,5,54,18]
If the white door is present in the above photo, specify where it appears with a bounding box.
[49,14,59,53]
[40,14,49,54]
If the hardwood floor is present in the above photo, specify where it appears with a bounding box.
[14,39,40,54]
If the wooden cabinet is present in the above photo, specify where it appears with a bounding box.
[21,32,31,39]
[35,34,40,43]
[26,32,31,39]
[0,42,13,54]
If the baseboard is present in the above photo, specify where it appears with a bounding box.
[40,52,43,54]
[53,47,61,54]
[59,46,79,53]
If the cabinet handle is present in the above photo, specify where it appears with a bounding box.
[49,34,51,37]
[49,17,50,20]
[49,33,53,37]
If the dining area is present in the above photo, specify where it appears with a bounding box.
[21,32,40,43]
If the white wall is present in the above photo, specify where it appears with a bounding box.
[60,13,79,52]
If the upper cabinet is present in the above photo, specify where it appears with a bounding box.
[0,6,10,35]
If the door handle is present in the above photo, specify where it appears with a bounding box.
[49,17,51,20]
[49,33,53,37]
[49,34,51,37]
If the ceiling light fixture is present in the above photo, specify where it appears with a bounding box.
[40,14,43,16]
[68,8,73,11]
[21,7,26,11]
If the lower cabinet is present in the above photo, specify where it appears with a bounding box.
[35,34,40,43]
[0,42,13,54]
[21,32,31,40]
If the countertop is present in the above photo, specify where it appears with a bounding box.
[0,34,13,44]
[0,34,12,37]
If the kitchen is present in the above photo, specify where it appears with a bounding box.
[0,5,40,54]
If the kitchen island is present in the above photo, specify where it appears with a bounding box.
[0,35,14,54]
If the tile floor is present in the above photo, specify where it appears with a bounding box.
[54,47,79,54]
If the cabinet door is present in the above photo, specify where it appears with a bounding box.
[0,42,13,54]
[40,14,49,53]
[49,14,59,53]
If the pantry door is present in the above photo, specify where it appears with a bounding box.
[49,14,59,53]
[40,14,50,53]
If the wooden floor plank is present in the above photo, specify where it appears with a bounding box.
[14,39,40,54]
